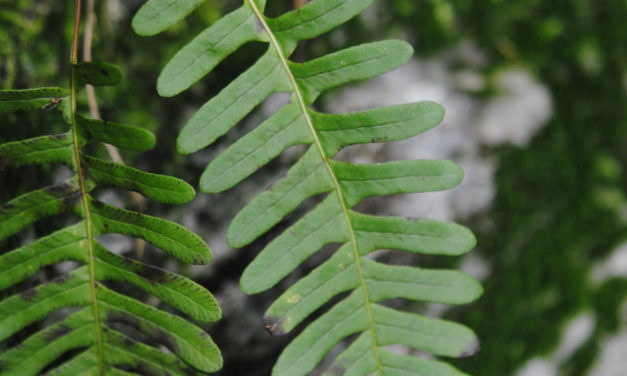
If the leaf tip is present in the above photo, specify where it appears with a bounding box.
[386,39,414,64]
[422,100,446,123]
[156,74,178,98]
[146,131,157,149]
[226,224,251,249]
[191,248,214,265]
[263,315,288,337]
[199,171,222,194]
[170,178,196,204]
[131,15,156,37]
[451,160,465,187]
[200,165,236,194]
[459,337,481,358]
[474,282,485,301]
[465,227,478,252]
[176,134,197,155]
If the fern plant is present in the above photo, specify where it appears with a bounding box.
[0,2,221,375]
[134,0,482,375]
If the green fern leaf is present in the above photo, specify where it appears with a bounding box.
[0,68,221,374]
[132,0,207,36]
[75,62,123,87]
[134,0,481,374]
[78,116,156,151]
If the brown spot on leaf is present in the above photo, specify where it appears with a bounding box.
[459,338,481,358]
[53,133,67,139]
[41,98,62,111]
[262,316,287,337]
[100,69,109,76]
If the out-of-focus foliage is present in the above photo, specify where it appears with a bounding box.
[0,1,44,89]
[382,1,627,375]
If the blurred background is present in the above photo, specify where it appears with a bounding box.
[1,0,626,375]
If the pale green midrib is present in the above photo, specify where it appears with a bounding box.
[69,39,106,376]
[245,1,383,372]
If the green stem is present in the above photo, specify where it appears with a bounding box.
[245,0,383,372]
[70,0,105,373]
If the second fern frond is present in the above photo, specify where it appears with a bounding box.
[0,3,222,374]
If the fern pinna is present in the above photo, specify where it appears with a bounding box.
[134,0,482,375]
[0,3,221,375]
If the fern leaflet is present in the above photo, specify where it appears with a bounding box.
[134,0,482,375]
[0,4,221,375]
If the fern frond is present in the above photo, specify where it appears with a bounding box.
[134,0,481,374]
[0,69,221,374]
